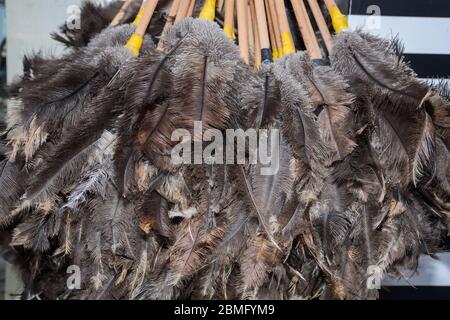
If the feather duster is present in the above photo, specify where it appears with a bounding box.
[2,8,157,297]
[14,24,153,203]
[1,12,449,301]
[327,30,449,298]
[331,31,438,187]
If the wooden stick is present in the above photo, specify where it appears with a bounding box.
[223,0,235,39]
[267,0,282,58]
[265,0,277,59]
[110,0,134,27]
[323,0,348,32]
[135,0,158,36]
[250,0,261,67]
[274,0,296,56]
[187,0,196,17]
[157,0,181,50]
[323,0,337,10]
[254,0,271,63]
[307,0,332,51]
[236,0,249,64]
[175,0,191,21]
[161,0,181,32]
[291,0,322,59]
[248,2,255,63]
[217,0,225,12]
[126,0,159,56]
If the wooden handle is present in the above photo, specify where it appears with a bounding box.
[267,0,282,58]
[110,0,134,27]
[290,0,322,59]
[237,0,249,64]
[323,0,336,10]
[265,0,277,59]
[187,0,196,17]
[217,0,225,12]
[274,0,289,34]
[254,0,270,51]
[175,0,191,21]
[157,0,181,50]
[250,0,261,67]
[248,1,255,62]
[223,0,235,39]
[135,0,158,36]
[274,0,296,55]
[307,0,332,51]
[162,0,181,31]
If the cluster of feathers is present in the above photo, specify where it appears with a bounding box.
[0,0,449,300]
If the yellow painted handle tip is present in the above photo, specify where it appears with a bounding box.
[132,6,145,26]
[224,24,235,39]
[272,48,279,60]
[125,34,144,56]
[199,0,216,21]
[330,4,348,32]
[281,32,296,56]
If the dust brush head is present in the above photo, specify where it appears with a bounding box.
[331,31,440,188]
[328,31,449,298]
[114,18,245,177]
[332,31,450,132]
[158,17,244,135]
[227,51,448,300]
[3,24,154,255]
[20,25,153,198]
[420,82,450,228]
[0,137,26,227]
[1,9,163,297]
[330,30,429,102]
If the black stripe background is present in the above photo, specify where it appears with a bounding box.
[350,0,450,18]
[405,54,450,78]
[381,286,450,300]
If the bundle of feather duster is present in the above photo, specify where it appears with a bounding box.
[0,1,449,300]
